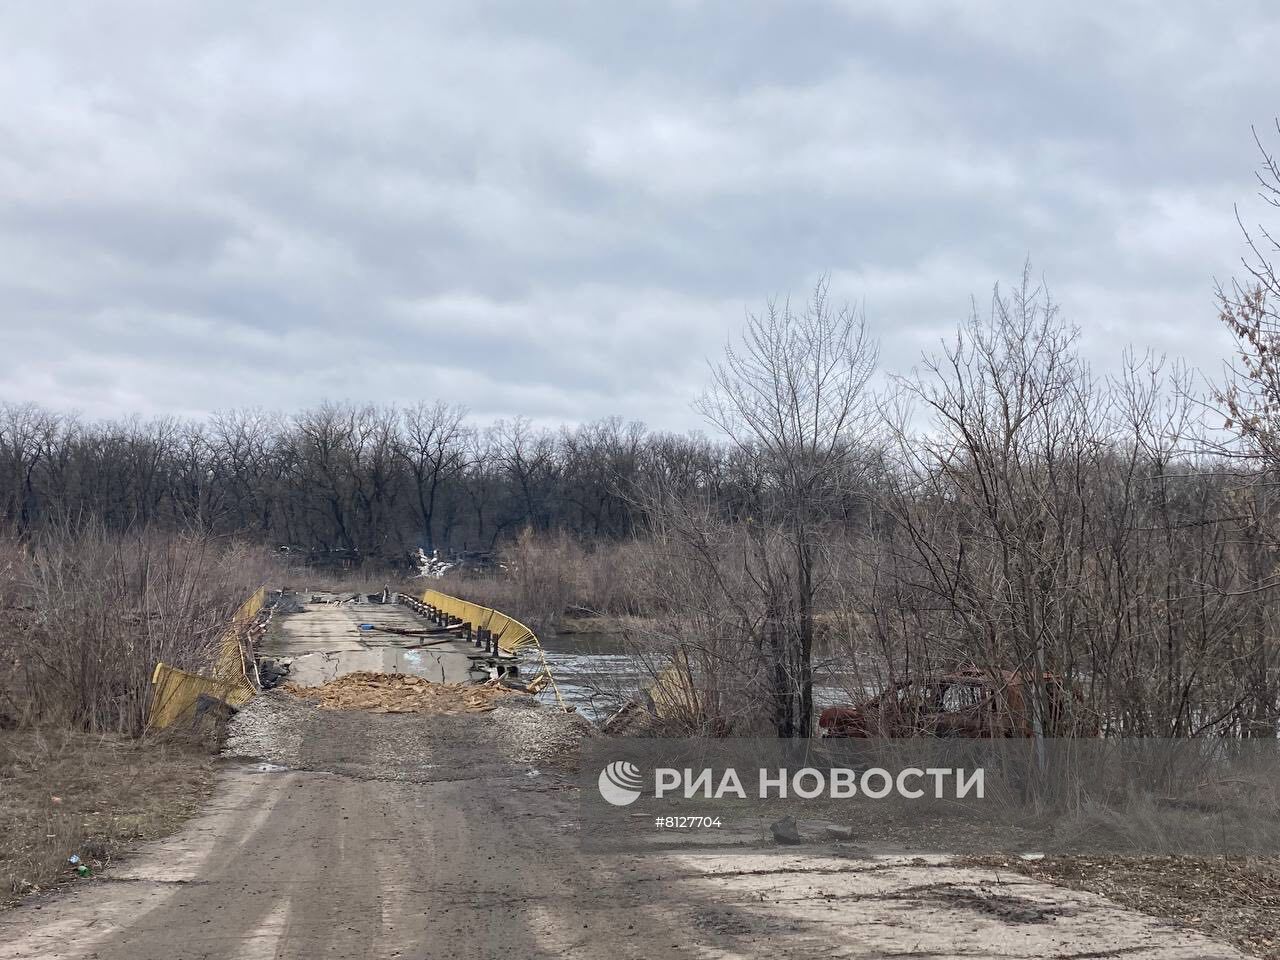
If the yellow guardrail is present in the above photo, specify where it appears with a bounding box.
[418,589,566,709]
[648,650,700,720]
[602,651,703,734]
[419,589,538,652]
[147,586,269,731]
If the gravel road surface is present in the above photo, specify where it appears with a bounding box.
[0,694,1247,959]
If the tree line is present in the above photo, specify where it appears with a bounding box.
[0,399,788,560]
[2,278,1277,740]
[2,270,1279,741]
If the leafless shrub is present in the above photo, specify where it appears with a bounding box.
[2,524,279,735]
[873,266,1278,739]
[1217,120,1280,466]
[619,492,780,735]
[437,530,648,630]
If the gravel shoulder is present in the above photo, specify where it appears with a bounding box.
[0,693,1252,960]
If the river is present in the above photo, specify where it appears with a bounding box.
[532,631,866,723]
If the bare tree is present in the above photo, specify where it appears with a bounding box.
[1217,119,1280,464]
[1213,119,1280,736]
[886,269,1100,753]
[695,278,878,737]
[492,416,557,534]
[399,401,468,554]
[879,266,1277,742]
[291,403,363,552]
[0,403,59,531]
[351,405,404,558]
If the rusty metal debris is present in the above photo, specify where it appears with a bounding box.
[818,667,1091,738]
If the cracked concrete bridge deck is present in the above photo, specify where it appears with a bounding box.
[258,595,489,686]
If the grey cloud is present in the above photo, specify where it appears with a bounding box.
[0,2,1275,429]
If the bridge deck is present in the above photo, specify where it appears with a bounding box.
[259,596,488,686]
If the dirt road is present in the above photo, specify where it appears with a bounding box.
[0,695,1247,959]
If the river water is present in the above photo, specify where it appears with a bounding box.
[531,631,865,723]
[534,631,639,721]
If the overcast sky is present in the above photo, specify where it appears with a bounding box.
[2,2,1277,430]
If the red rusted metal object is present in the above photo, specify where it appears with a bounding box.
[819,667,1086,738]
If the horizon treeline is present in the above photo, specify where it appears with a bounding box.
[2,267,1279,736]
[0,320,1267,568]
[0,399,798,558]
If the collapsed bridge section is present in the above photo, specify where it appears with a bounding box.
[147,588,562,729]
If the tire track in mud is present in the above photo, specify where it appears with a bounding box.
[0,697,1252,960]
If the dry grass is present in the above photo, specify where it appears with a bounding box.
[2,526,281,734]
[435,532,649,631]
[967,854,1280,959]
[0,728,215,907]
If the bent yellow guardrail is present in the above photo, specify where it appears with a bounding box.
[147,586,269,731]
[602,650,702,734]
[419,589,538,652]
[647,650,700,720]
[418,589,566,709]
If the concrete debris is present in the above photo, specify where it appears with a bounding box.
[258,658,291,689]
[770,815,803,845]
[282,671,525,715]
[223,686,591,779]
[309,592,365,605]
[222,693,310,766]
[273,594,307,615]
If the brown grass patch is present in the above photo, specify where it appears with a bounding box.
[0,729,215,907]
[965,854,1280,959]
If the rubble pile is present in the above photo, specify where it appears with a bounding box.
[282,671,525,715]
